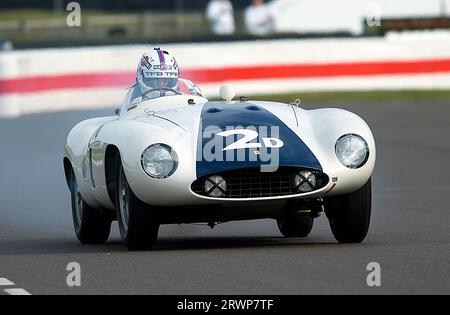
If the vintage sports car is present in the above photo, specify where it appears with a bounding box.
[64,80,376,250]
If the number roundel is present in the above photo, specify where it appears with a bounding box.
[217,129,284,151]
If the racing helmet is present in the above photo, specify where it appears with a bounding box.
[137,48,180,92]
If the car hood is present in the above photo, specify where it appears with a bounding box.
[141,100,323,177]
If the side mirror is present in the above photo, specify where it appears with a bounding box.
[115,108,120,116]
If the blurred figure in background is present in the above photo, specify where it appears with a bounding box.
[0,40,13,51]
[442,0,450,16]
[245,0,275,36]
[206,0,235,36]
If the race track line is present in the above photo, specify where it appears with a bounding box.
[0,277,31,295]
[4,289,32,295]
[0,278,15,286]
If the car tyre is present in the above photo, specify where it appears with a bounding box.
[115,157,159,251]
[324,178,372,244]
[70,174,112,244]
[277,214,314,238]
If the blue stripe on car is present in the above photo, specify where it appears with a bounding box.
[196,102,322,178]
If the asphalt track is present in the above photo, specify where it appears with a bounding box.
[0,100,449,295]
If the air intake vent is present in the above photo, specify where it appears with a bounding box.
[191,167,328,199]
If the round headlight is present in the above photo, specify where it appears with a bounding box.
[335,134,369,169]
[141,144,178,179]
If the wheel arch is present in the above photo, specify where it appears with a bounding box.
[104,144,121,207]
[63,157,74,190]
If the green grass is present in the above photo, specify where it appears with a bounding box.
[0,10,61,20]
[244,90,450,104]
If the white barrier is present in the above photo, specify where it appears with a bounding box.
[0,52,20,118]
[1,35,450,117]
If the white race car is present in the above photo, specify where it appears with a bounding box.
[64,80,376,250]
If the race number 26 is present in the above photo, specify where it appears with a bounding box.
[217,129,284,151]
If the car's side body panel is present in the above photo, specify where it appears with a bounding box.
[65,116,117,209]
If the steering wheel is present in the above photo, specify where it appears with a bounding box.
[141,87,182,98]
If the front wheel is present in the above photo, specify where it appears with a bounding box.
[116,159,159,250]
[70,175,112,244]
[324,178,372,244]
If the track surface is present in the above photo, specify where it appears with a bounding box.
[0,100,449,295]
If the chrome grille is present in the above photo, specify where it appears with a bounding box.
[191,167,328,199]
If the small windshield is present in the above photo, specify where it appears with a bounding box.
[127,78,206,108]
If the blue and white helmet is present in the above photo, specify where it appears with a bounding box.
[137,48,180,92]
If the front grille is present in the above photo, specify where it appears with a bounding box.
[191,167,328,199]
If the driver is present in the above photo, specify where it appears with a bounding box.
[129,48,180,103]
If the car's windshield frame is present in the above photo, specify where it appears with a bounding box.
[122,79,207,114]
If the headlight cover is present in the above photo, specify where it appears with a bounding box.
[141,144,178,179]
[335,134,369,169]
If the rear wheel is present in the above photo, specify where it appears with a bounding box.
[324,178,372,244]
[70,175,112,244]
[115,158,159,250]
[277,214,314,238]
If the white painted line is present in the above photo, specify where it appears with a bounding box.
[0,278,15,286]
[4,288,32,296]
